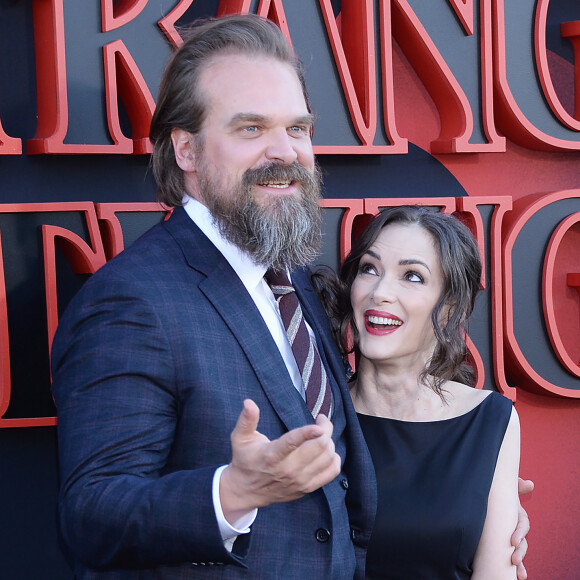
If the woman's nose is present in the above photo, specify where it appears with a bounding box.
[371,276,396,304]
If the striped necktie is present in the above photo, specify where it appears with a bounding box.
[265,269,333,419]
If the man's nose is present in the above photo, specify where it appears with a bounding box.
[264,129,298,165]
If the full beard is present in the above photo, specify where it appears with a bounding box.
[198,161,323,272]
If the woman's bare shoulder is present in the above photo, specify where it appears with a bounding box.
[443,380,492,416]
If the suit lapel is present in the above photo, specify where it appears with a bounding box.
[165,208,313,431]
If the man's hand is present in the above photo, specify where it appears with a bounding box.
[512,477,534,580]
[219,399,341,525]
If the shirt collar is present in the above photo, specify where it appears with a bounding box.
[182,195,267,294]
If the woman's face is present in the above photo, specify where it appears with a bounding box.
[350,223,445,369]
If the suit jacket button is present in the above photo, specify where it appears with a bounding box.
[340,477,349,490]
[315,528,331,543]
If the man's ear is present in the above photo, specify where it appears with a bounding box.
[171,129,196,172]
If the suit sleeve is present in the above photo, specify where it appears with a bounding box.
[50,273,248,570]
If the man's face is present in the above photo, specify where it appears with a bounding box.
[178,53,322,270]
[191,52,316,204]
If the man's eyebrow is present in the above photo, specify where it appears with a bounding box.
[292,114,316,127]
[227,113,315,127]
[228,113,267,126]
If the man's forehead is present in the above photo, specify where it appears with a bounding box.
[200,51,298,83]
[198,53,310,119]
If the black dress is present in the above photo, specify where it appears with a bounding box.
[358,392,513,580]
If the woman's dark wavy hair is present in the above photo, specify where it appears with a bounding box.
[314,205,482,396]
[149,14,309,207]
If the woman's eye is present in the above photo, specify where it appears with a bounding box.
[359,262,377,276]
[405,271,424,283]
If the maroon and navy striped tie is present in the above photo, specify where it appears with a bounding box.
[265,269,333,419]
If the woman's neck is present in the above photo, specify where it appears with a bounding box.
[351,357,446,421]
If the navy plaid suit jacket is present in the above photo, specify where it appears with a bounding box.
[51,207,376,579]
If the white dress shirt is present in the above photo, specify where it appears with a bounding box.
[182,196,311,547]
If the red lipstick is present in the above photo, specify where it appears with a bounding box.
[363,309,403,336]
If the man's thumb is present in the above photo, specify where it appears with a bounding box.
[233,399,260,438]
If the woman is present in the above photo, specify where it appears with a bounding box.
[325,206,520,579]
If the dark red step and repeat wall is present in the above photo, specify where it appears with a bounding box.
[0,1,579,577]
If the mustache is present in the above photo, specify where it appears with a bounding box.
[242,162,314,188]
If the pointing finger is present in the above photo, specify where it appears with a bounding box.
[267,423,325,463]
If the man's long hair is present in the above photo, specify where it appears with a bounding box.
[149,15,309,208]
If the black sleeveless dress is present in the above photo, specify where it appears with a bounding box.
[358,392,513,580]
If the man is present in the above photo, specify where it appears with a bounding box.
[51,14,530,580]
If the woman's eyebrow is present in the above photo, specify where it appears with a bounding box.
[399,258,431,273]
[364,249,380,260]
